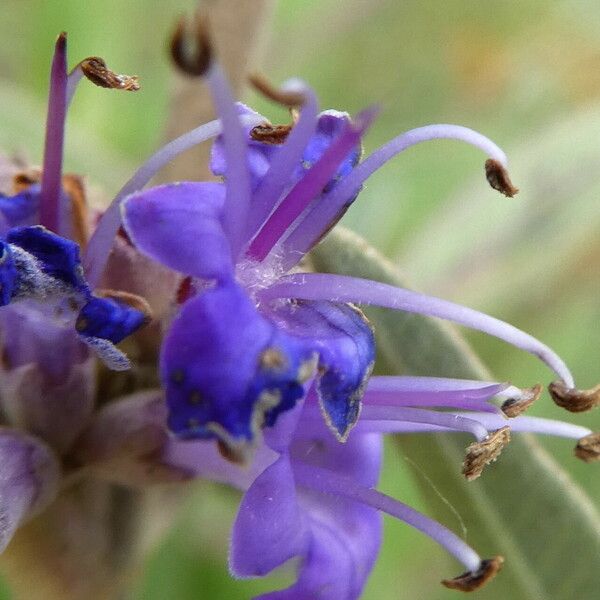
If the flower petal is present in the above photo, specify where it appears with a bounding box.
[160,282,315,452]
[268,301,375,441]
[122,182,233,281]
[7,225,88,294]
[0,429,60,552]
[0,185,40,229]
[230,455,309,577]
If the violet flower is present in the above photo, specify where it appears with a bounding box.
[68,23,597,596]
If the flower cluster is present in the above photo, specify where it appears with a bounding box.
[0,27,598,600]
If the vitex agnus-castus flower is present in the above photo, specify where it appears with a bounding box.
[2,23,598,599]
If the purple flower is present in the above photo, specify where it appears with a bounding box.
[85,28,599,596]
[0,34,149,551]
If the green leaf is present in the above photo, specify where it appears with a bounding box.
[310,226,600,599]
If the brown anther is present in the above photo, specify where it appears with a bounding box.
[169,13,212,77]
[501,383,542,418]
[549,381,600,413]
[462,426,511,481]
[575,432,600,463]
[80,57,140,91]
[96,289,153,326]
[259,347,287,371]
[75,316,88,332]
[442,556,504,592]
[248,73,305,108]
[250,123,293,145]
[217,439,247,465]
[13,169,41,193]
[485,159,519,198]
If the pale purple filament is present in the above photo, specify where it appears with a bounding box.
[83,113,263,287]
[205,63,252,259]
[282,124,509,267]
[260,273,575,388]
[293,461,482,573]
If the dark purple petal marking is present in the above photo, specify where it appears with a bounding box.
[40,34,68,234]
[260,273,575,388]
[160,282,315,453]
[122,182,233,281]
[230,456,309,577]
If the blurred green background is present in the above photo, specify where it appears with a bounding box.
[0,1,599,599]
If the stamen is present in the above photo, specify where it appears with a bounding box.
[95,288,153,324]
[357,406,490,440]
[501,384,542,417]
[282,124,516,267]
[549,381,600,413]
[39,33,68,234]
[462,426,511,481]
[66,57,140,106]
[575,433,600,463]
[442,556,504,592]
[260,274,576,388]
[13,169,41,193]
[83,113,262,287]
[247,108,376,261]
[248,73,306,108]
[249,123,293,145]
[169,13,212,77]
[243,80,319,243]
[485,159,519,197]
[292,461,490,579]
[168,12,252,258]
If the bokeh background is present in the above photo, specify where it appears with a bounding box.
[0,1,599,598]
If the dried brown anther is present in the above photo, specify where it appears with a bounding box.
[250,123,293,145]
[549,381,600,413]
[575,432,600,463]
[249,73,306,108]
[12,169,41,193]
[442,556,504,592]
[462,426,511,481]
[170,13,212,77]
[485,158,519,198]
[501,383,542,418]
[80,57,140,91]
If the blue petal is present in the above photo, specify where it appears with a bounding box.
[231,456,309,577]
[0,241,17,305]
[122,182,233,282]
[0,186,40,228]
[7,225,88,294]
[160,281,315,450]
[268,301,375,441]
[76,296,148,344]
[300,111,362,194]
